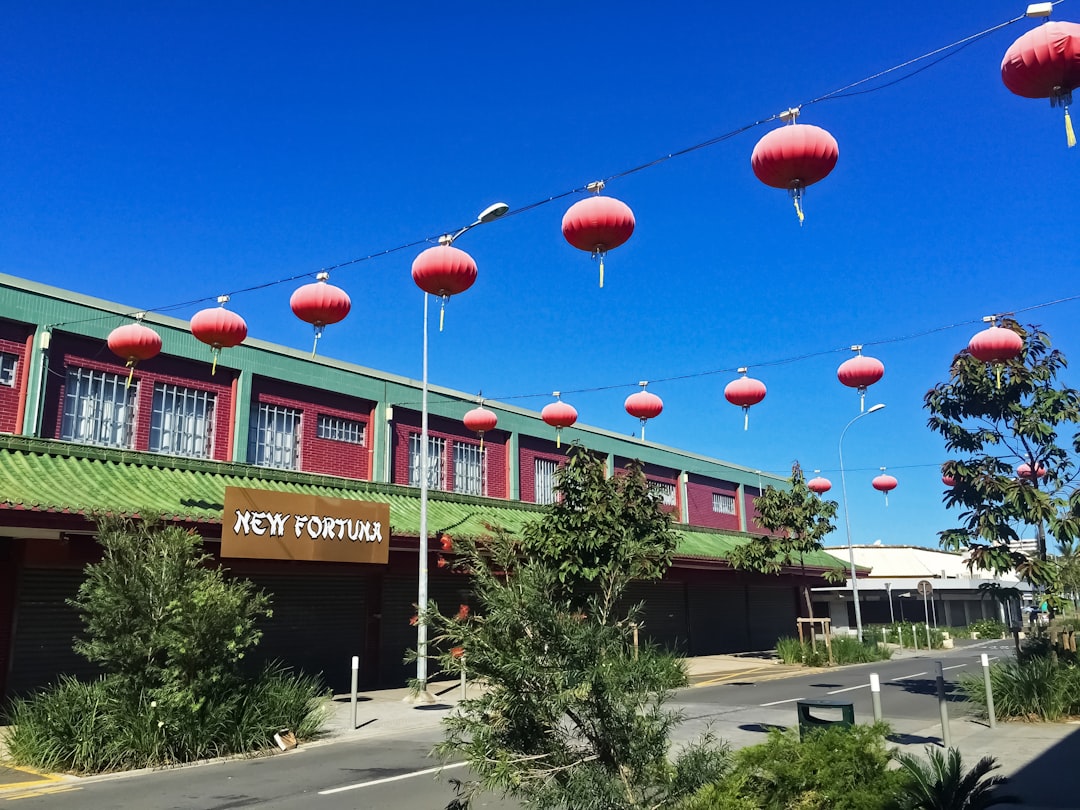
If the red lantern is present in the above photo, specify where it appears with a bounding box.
[724,368,766,431]
[837,347,885,413]
[968,323,1023,388]
[751,111,839,224]
[807,476,832,495]
[1001,20,1080,147]
[624,382,663,441]
[872,469,898,506]
[190,295,248,375]
[463,402,498,451]
[1017,462,1048,480]
[412,244,478,330]
[290,272,351,357]
[562,183,635,288]
[942,474,957,487]
[107,319,162,387]
[541,393,578,449]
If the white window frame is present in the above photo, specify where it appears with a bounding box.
[61,367,134,448]
[249,403,301,470]
[534,458,558,505]
[651,481,677,507]
[712,492,737,515]
[150,383,215,459]
[409,433,446,491]
[453,442,485,496]
[0,352,17,387]
[317,414,366,445]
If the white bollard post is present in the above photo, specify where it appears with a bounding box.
[351,655,360,729]
[870,672,882,722]
[981,653,996,730]
[935,661,951,748]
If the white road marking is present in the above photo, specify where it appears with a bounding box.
[827,683,870,695]
[318,761,468,795]
[942,664,967,671]
[889,671,928,681]
[759,697,806,706]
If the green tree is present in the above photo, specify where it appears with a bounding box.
[425,446,729,810]
[726,461,843,620]
[924,320,1080,607]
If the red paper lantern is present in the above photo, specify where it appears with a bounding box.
[107,320,162,386]
[562,187,635,288]
[190,296,248,375]
[724,369,766,431]
[624,382,663,441]
[1017,462,1048,480]
[541,394,578,449]
[837,349,885,413]
[1001,21,1080,147]
[412,245,478,330]
[290,272,351,357]
[807,476,832,494]
[942,474,957,487]
[968,325,1023,363]
[751,114,839,224]
[463,404,498,451]
[872,470,898,506]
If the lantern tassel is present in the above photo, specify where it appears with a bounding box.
[479,435,484,452]
[599,255,605,288]
[211,349,219,376]
[743,407,749,432]
[439,297,447,332]
[125,361,135,390]
[790,186,805,226]
[995,363,1002,390]
[556,428,561,449]
[1066,106,1076,149]
[310,326,324,359]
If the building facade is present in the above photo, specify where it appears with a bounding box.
[0,273,843,700]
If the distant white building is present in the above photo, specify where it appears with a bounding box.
[813,543,1032,634]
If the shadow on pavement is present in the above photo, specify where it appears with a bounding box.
[999,725,1080,808]
[738,723,788,735]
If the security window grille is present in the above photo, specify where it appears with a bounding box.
[249,403,301,469]
[534,458,558,505]
[0,352,17,387]
[651,481,677,507]
[317,414,365,445]
[409,434,446,490]
[712,493,737,515]
[61,367,134,448]
[453,442,484,496]
[150,383,215,458]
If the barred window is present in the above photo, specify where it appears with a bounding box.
[409,434,446,490]
[534,458,558,505]
[712,493,737,515]
[651,481,677,507]
[249,403,301,469]
[150,383,215,458]
[317,414,365,445]
[61,367,134,448]
[0,352,17,387]
[453,442,484,496]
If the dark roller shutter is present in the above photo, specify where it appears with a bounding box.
[686,584,751,654]
[8,569,99,696]
[621,582,689,654]
[747,585,798,651]
[242,572,366,694]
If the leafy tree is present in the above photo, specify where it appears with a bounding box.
[424,446,729,810]
[925,320,1080,607]
[726,461,844,620]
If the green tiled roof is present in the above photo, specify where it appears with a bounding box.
[0,436,847,572]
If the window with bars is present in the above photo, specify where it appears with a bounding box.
[409,434,446,490]
[651,481,677,507]
[453,442,484,496]
[61,367,134,448]
[712,493,737,515]
[317,414,365,445]
[0,352,17,387]
[249,403,301,469]
[150,383,215,458]
[534,458,558,505]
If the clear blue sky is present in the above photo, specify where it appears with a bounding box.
[2,2,1077,549]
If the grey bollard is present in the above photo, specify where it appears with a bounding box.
[935,660,951,748]
[981,653,996,730]
[870,672,882,722]
[351,655,359,729]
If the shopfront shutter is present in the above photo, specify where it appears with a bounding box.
[686,584,751,654]
[746,585,798,651]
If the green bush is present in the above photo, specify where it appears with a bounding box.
[967,619,1007,640]
[678,723,904,810]
[832,637,893,664]
[894,746,1017,809]
[775,636,804,664]
[959,657,1080,721]
[6,664,327,773]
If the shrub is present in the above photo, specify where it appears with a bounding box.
[775,636,804,664]
[678,723,904,810]
[894,746,1018,809]
[959,656,1080,721]
[968,619,1007,640]
[832,636,893,664]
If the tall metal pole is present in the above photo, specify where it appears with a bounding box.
[839,404,884,644]
[416,292,432,698]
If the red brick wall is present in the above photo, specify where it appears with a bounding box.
[40,333,234,459]
[249,377,373,480]
[390,410,508,498]
[743,486,766,533]
[614,457,680,517]
[0,320,32,434]
[686,474,741,530]
[517,435,567,504]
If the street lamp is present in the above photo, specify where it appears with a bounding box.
[839,402,885,643]
[413,202,509,703]
[884,581,895,624]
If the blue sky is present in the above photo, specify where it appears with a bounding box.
[2,2,1077,549]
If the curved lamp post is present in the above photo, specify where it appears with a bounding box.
[839,402,885,643]
[414,202,508,703]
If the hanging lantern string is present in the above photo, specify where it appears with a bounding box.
[45,9,1044,334]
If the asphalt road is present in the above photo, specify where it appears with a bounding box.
[2,640,1012,810]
